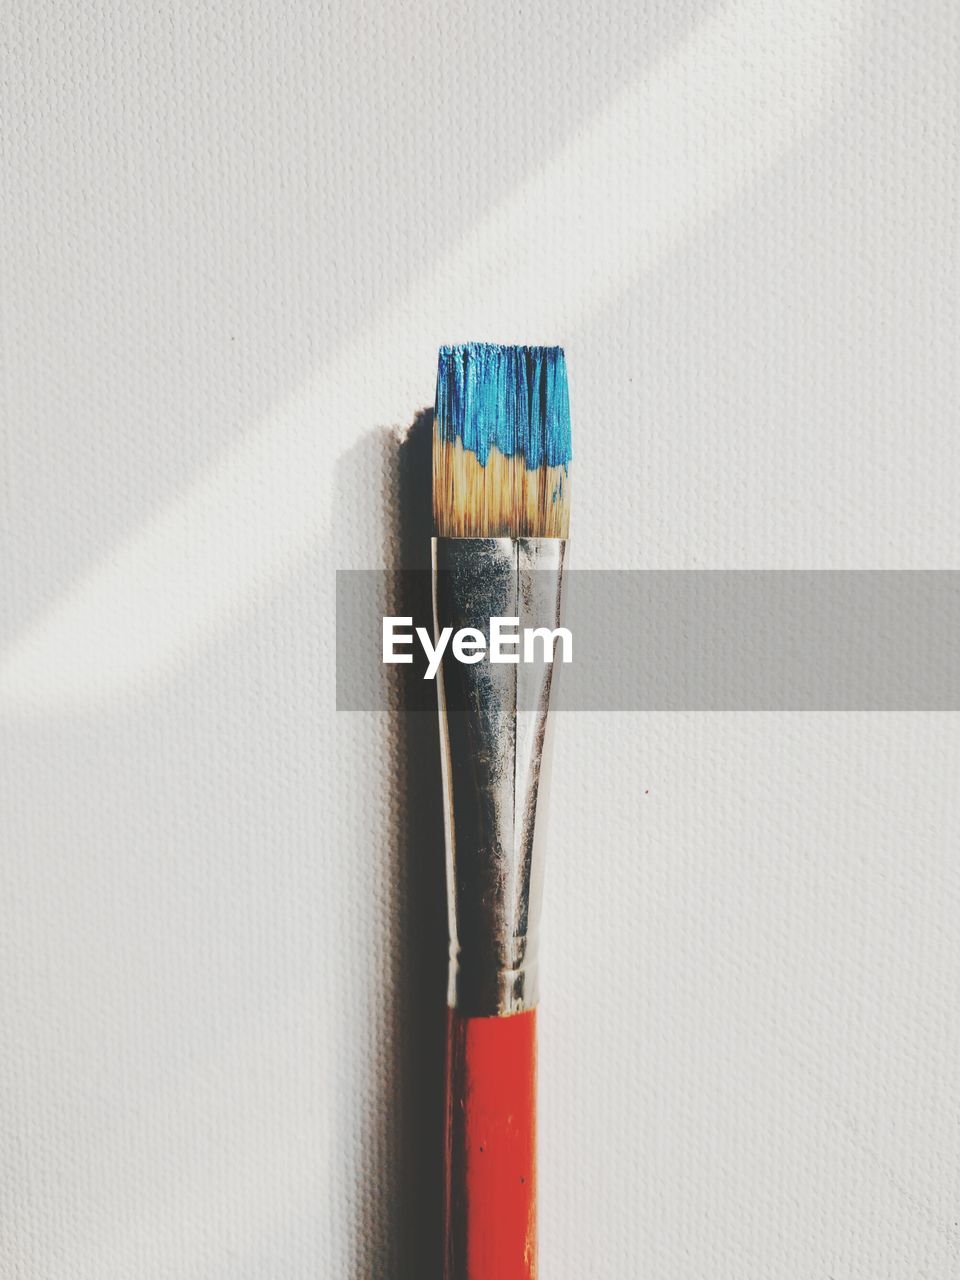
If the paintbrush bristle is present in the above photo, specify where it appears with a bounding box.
[433,343,572,538]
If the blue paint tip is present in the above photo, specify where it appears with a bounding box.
[435,343,572,470]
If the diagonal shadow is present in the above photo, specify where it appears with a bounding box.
[0,0,857,718]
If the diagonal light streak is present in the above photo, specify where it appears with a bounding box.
[0,0,859,714]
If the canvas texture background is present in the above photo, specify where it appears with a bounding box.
[2,2,959,1275]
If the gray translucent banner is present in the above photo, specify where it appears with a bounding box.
[336,571,960,710]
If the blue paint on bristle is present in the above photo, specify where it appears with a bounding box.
[435,343,572,470]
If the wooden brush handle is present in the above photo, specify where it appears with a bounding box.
[443,1007,537,1279]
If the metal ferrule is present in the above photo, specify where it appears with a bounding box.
[432,536,566,1017]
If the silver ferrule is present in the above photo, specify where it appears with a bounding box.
[432,536,566,1017]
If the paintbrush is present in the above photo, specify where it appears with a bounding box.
[432,343,571,1280]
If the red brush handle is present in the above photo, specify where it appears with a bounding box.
[443,1007,537,1279]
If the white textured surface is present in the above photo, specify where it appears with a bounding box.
[2,2,960,1276]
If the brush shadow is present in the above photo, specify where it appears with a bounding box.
[387,408,448,1279]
